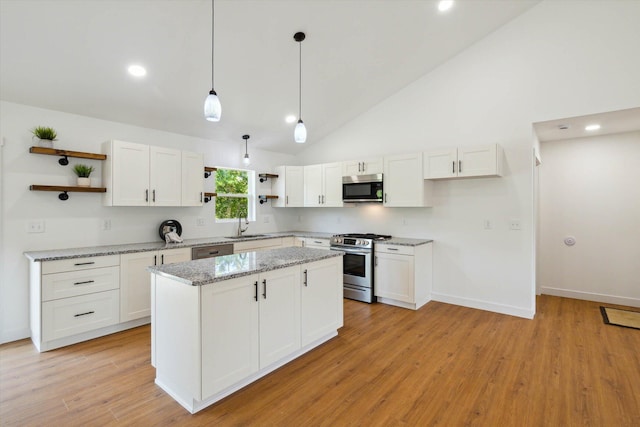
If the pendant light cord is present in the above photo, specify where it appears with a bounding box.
[298,41,302,118]
[211,0,215,90]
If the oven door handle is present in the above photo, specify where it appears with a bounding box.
[331,248,371,256]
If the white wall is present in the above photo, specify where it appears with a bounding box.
[538,131,640,306]
[0,101,298,343]
[295,1,640,318]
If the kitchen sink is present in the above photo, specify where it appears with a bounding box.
[225,234,269,239]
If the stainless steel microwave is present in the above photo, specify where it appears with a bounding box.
[342,174,383,203]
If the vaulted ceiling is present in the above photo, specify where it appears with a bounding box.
[0,0,540,154]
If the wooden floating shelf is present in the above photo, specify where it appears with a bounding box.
[203,192,217,203]
[258,173,279,183]
[30,146,106,165]
[204,167,217,178]
[30,185,107,201]
[258,195,279,204]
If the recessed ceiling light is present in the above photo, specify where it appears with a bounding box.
[585,124,601,131]
[285,115,297,124]
[438,0,454,12]
[127,65,147,77]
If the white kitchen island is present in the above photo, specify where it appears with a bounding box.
[147,246,344,414]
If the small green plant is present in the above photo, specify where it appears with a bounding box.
[31,126,58,140]
[73,164,94,178]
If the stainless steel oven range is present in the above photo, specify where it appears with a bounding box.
[330,233,391,303]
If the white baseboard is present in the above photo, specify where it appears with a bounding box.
[540,287,640,308]
[431,292,535,319]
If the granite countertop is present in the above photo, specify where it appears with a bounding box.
[23,231,432,261]
[148,246,344,286]
[23,231,336,262]
[377,237,433,247]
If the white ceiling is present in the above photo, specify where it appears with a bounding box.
[534,107,640,142]
[0,0,540,154]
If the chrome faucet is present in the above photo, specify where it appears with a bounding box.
[237,214,249,237]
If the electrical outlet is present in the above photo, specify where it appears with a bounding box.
[102,219,112,231]
[402,218,408,226]
[28,220,45,233]
[509,219,521,230]
[484,220,492,230]
[196,217,206,227]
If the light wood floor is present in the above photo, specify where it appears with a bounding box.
[1,295,639,426]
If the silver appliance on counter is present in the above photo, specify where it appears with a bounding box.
[342,174,383,203]
[192,243,234,260]
[330,233,391,303]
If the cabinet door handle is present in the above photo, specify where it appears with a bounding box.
[74,311,95,318]
[322,195,325,204]
[152,189,156,202]
[318,195,321,204]
[154,255,157,265]
[161,254,165,264]
[362,162,365,172]
[303,269,308,286]
[262,279,267,299]
[452,161,455,174]
[200,192,203,203]
[73,280,95,286]
[254,281,258,301]
[145,189,149,202]
[286,195,289,205]
[459,160,462,173]
[73,261,95,266]
[375,256,378,266]
[384,193,388,203]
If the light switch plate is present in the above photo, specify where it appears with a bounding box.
[509,219,521,230]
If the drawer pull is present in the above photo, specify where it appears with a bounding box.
[387,248,399,251]
[74,262,95,266]
[208,251,219,255]
[74,311,95,318]
[313,241,322,244]
[73,280,95,286]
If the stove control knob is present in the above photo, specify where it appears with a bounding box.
[363,241,369,246]
[357,240,362,245]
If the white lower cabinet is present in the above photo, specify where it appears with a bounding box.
[233,238,285,253]
[29,254,121,352]
[202,266,300,398]
[300,237,330,250]
[154,256,343,413]
[121,247,191,322]
[301,258,344,346]
[375,242,433,310]
[201,275,259,397]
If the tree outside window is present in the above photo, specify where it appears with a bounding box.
[215,168,254,221]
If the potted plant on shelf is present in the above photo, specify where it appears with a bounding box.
[30,126,58,148]
[73,164,94,187]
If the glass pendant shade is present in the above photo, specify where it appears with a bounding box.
[294,119,307,143]
[204,89,221,122]
[243,153,250,165]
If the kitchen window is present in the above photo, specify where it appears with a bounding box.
[215,168,255,222]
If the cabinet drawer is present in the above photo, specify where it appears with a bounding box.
[303,238,330,249]
[234,238,282,252]
[375,244,414,256]
[42,255,120,275]
[42,290,120,341]
[42,266,120,301]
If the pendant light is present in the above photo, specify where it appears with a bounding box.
[242,134,250,165]
[293,32,306,143]
[204,0,221,121]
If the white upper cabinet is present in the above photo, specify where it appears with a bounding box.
[424,144,503,179]
[104,140,150,206]
[304,162,343,207]
[273,166,304,207]
[383,153,433,207]
[342,157,384,176]
[181,151,204,206]
[103,140,204,207]
[149,146,182,206]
